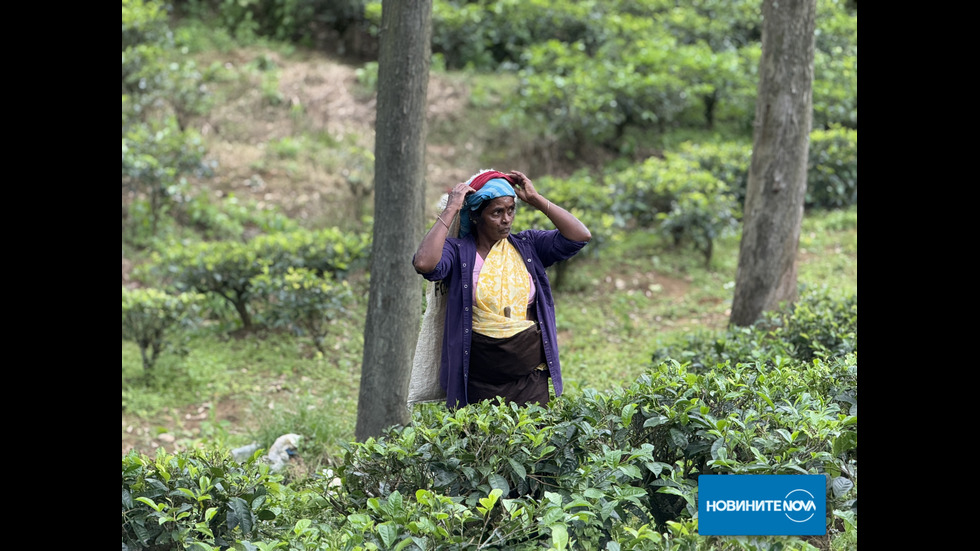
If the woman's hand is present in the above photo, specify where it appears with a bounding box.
[414,181,475,274]
[447,182,474,212]
[508,170,546,211]
[509,170,591,243]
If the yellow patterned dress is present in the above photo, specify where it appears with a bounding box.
[468,239,550,405]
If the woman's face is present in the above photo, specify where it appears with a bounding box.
[476,196,516,240]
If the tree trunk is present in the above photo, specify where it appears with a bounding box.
[729,0,816,327]
[355,0,432,441]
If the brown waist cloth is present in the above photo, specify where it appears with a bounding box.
[468,321,549,406]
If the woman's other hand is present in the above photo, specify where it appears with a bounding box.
[508,170,546,211]
[447,182,474,212]
[509,170,591,243]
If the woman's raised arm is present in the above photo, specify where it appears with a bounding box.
[509,170,591,243]
[413,182,473,273]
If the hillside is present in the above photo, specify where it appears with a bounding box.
[121,46,662,455]
[122,44,855,459]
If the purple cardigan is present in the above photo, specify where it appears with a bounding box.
[415,229,588,408]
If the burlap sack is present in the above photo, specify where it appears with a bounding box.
[408,204,459,407]
[407,278,449,406]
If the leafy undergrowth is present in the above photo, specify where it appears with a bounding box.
[123,286,857,550]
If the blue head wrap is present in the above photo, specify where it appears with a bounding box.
[459,177,516,238]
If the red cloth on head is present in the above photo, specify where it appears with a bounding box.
[469,170,517,191]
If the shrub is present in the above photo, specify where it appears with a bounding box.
[176,191,300,241]
[655,163,740,266]
[146,227,370,331]
[672,126,857,215]
[180,0,368,47]
[122,286,205,370]
[150,239,264,330]
[812,2,858,130]
[122,116,211,244]
[251,266,357,355]
[430,0,602,71]
[806,125,857,210]
[332,348,857,548]
[674,140,752,208]
[123,0,217,245]
[516,170,616,290]
[121,448,284,550]
[605,154,739,265]
[249,227,372,280]
[122,295,859,549]
[652,285,857,369]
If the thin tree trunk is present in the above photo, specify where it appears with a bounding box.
[729,0,816,327]
[356,0,432,441]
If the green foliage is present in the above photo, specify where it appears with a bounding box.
[123,0,216,129]
[329,323,856,548]
[652,285,857,370]
[122,5,858,548]
[122,265,858,550]
[177,191,300,242]
[123,0,218,245]
[669,126,856,215]
[150,238,264,330]
[145,227,370,330]
[468,0,853,157]
[248,226,372,280]
[605,154,739,265]
[806,125,858,209]
[167,0,855,162]
[812,1,858,130]
[659,0,761,50]
[760,285,858,363]
[506,18,752,154]
[431,0,603,71]
[674,140,752,207]
[251,267,357,355]
[122,286,205,371]
[516,170,615,290]
[179,0,368,46]
[122,116,211,244]
[121,448,285,550]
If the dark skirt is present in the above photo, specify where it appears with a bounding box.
[467,319,549,407]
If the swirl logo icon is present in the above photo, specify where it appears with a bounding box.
[782,488,817,523]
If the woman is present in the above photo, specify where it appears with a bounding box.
[413,169,591,409]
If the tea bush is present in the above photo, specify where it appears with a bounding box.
[605,154,739,265]
[251,266,357,354]
[177,190,300,241]
[143,227,370,331]
[121,448,284,550]
[178,0,369,46]
[674,141,752,208]
[122,288,858,549]
[122,287,206,371]
[651,285,857,369]
[806,125,857,210]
